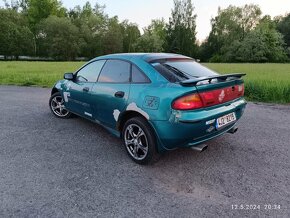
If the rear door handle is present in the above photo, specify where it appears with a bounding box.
[114,91,125,98]
[83,87,90,92]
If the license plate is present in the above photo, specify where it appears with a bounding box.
[216,112,236,129]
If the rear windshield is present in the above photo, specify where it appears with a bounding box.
[151,60,218,83]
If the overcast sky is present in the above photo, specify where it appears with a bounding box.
[2,0,290,41]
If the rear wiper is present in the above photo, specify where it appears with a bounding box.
[163,64,191,80]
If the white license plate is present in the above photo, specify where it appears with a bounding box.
[216,112,236,129]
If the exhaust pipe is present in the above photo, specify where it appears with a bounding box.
[191,144,208,152]
[228,126,238,134]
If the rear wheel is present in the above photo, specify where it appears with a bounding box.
[49,92,72,119]
[122,117,159,165]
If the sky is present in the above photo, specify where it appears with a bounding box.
[61,0,290,41]
[2,0,290,41]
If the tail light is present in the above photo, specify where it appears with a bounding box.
[172,93,203,110]
[172,83,245,110]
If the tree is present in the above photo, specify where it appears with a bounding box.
[145,18,166,50]
[3,0,29,12]
[0,9,34,58]
[132,19,166,53]
[121,20,140,53]
[223,16,287,62]
[69,2,108,58]
[277,13,290,57]
[18,0,29,12]
[277,13,290,46]
[36,16,79,60]
[166,0,197,57]
[3,0,21,11]
[213,5,261,43]
[133,32,163,53]
[102,16,123,54]
[198,39,215,62]
[202,4,262,62]
[27,0,66,32]
[256,17,288,62]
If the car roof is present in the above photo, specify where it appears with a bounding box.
[93,53,192,63]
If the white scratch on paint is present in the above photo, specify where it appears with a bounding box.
[126,103,149,120]
[113,109,121,121]
[169,110,181,123]
[67,82,71,91]
[84,112,92,117]
[63,92,70,102]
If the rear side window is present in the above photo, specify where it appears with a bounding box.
[151,60,218,82]
[132,65,150,83]
[151,63,186,83]
[77,60,106,82]
[98,60,130,83]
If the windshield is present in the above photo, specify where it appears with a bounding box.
[151,60,218,82]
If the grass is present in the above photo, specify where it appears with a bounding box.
[204,63,290,104]
[0,61,289,103]
[0,61,84,88]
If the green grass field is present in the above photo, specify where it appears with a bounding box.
[205,63,290,104]
[0,62,84,87]
[0,61,289,103]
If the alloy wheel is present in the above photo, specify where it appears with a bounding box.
[50,95,69,117]
[124,124,149,160]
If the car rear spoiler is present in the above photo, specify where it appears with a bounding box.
[180,73,246,87]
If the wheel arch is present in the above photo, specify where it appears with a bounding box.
[117,110,165,154]
[51,87,59,96]
[117,111,157,138]
[117,111,142,133]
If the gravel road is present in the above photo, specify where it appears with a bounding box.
[0,85,289,217]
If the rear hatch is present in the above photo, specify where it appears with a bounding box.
[180,74,245,108]
[150,58,245,110]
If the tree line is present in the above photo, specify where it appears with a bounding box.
[0,0,290,62]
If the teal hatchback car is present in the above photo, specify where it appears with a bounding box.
[49,53,246,164]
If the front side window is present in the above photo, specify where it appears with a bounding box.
[98,60,131,83]
[76,60,106,82]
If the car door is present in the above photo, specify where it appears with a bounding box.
[64,60,106,118]
[90,59,131,128]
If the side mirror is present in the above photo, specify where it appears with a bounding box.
[64,73,74,80]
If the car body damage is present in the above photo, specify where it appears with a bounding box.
[50,53,247,164]
[126,103,150,120]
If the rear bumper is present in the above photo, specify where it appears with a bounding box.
[151,98,247,151]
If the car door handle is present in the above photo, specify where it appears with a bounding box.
[83,87,90,92]
[114,91,125,98]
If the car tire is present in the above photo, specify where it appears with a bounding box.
[49,92,72,119]
[122,116,159,165]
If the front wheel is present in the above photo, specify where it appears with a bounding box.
[122,117,159,165]
[49,92,72,119]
